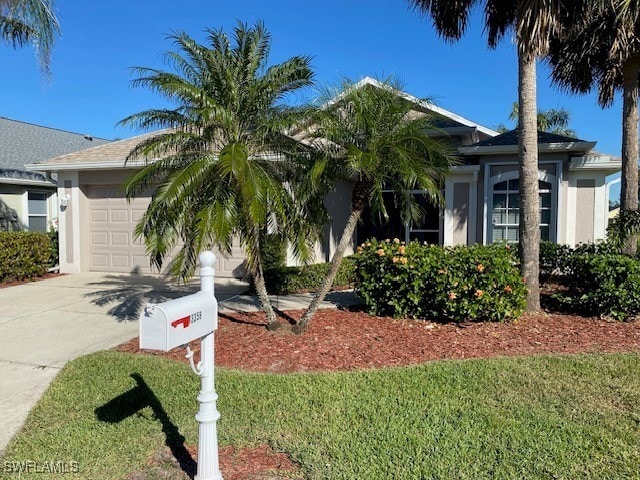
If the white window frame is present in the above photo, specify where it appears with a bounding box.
[483,161,562,245]
[24,190,50,232]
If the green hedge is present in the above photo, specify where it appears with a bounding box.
[553,252,640,321]
[0,232,52,283]
[354,240,527,322]
[264,257,356,294]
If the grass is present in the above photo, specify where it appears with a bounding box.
[2,351,640,479]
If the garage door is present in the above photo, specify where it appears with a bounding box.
[87,185,246,277]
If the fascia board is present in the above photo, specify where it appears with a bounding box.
[324,77,499,138]
[458,141,597,155]
[24,160,151,171]
[0,177,56,187]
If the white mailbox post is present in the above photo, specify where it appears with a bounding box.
[139,251,223,480]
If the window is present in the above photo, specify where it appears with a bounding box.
[408,192,441,244]
[356,190,442,244]
[28,192,48,232]
[490,176,554,244]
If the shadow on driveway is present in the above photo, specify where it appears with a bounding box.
[84,274,248,322]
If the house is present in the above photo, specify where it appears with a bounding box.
[29,78,621,277]
[0,117,110,233]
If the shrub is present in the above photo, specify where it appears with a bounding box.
[553,252,640,321]
[260,233,286,271]
[354,240,527,322]
[264,257,356,294]
[539,240,573,279]
[48,227,59,267]
[0,232,52,283]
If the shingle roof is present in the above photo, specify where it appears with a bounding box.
[470,129,587,147]
[0,117,111,171]
[36,130,161,166]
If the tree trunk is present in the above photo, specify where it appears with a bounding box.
[253,259,277,326]
[621,56,640,255]
[294,180,371,334]
[518,51,541,312]
[249,231,277,326]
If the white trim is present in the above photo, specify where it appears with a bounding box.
[483,163,490,245]
[556,162,564,244]
[469,170,478,245]
[565,175,577,247]
[593,174,608,241]
[483,161,561,244]
[459,141,597,155]
[333,77,499,138]
[570,155,621,171]
[451,165,481,173]
[444,179,454,245]
[25,160,147,172]
[0,177,55,187]
[58,172,81,273]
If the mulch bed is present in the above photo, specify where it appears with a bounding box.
[117,307,640,373]
[0,272,62,288]
[116,306,640,479]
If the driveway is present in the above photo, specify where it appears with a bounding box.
[0,272,248,454]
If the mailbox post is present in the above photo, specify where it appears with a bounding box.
[139,251,223,480]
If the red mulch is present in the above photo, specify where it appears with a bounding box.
[0,272,62,288]
[116,306,640,479]
[117,307,640,373]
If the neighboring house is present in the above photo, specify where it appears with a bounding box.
[0,117,110,233]
[30,78,620,277]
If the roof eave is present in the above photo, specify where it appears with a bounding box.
[458,141,597,155]
[24,160,150,171]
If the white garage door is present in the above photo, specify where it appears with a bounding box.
[87,185,246,277]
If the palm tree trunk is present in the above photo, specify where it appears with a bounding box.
[294,180,371,334]
[253,259,277,326]
[518,50,541,312]
[248,230,277,326]
[621,56,640,255]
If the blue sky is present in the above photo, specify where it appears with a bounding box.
[0,0,624,160]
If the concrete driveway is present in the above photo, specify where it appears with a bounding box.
[0,272,248,454]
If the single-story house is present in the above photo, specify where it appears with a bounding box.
[29,78,621,277]
[0,117,110,232]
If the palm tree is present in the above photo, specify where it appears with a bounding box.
[293,77,457,333]
[119,21,317,327]
[410,0,570,312]
[548,0,640,254]
[501,102,577,136]
[0,0,60,75]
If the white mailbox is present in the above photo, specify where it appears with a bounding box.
[139,291,218,351]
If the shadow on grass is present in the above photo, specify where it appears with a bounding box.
[95,373,196,479]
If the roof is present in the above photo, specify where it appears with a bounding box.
[458,128,598,156]
[29,131,160,170]
[471,129,587,147]
[0,117,111,173]
[353,77,499,138]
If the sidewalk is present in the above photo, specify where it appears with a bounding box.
[218,290,362,313]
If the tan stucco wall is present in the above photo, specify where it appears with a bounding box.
[452,183,469,245]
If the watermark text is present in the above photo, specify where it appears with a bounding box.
[3,460,79,474]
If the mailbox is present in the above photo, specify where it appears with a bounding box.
[139,291,218,351]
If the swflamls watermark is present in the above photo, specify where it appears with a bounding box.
[3,460,79,474]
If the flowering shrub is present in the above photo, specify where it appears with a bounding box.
[354,239,527,322]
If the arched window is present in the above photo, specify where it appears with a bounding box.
[490,172,556,244]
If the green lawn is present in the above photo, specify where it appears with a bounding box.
[2,351,640,479]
